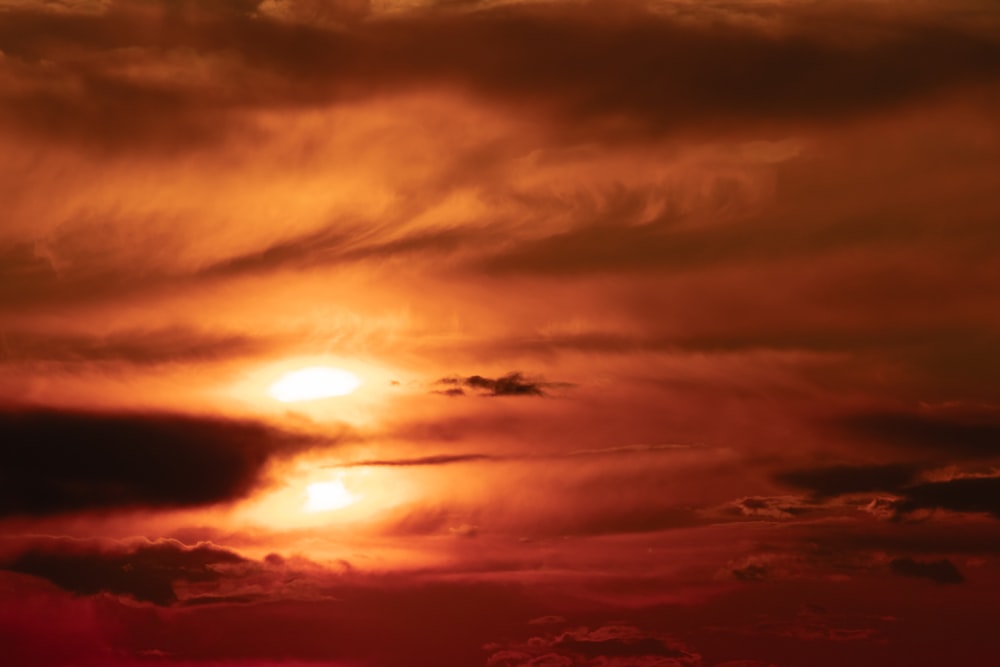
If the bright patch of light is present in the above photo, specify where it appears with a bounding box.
[269,366,361,402]
[304,479,359,512]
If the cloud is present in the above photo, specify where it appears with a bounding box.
[487,623,701,667]
[773,463,921,498]
[436,372,559,397]
[893,475,1000,519]
[0,408,330,516]
[837,411,1000,459]
[732,496,813,519]
[2,0,999,153]
[889,557,965,585]
[730,563,769,583]
[1,537,248,605]
[0,327,272,366]
[336,453,499,467]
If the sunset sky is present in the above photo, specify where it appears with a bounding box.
[2,1,1000,665]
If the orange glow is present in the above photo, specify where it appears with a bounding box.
[2,2,999,665]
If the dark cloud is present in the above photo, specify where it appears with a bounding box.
[838,411,1000,459]
[3,1,1000,152]
[889,557,965,585]
[0,408,327,516]
[773,463,921,498]
[894,475,1000,519]
[1,537,248,606]
[436,372,556,397]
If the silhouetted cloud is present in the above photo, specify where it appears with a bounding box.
[889,557,965,585]
[838,411,1000,459]
[436,372,562,397]
[773,463,921,498]
[894,476,1000,519]
[0,408,328,516]
[1,538,248,605]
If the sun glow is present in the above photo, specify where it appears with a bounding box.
[304,478,360,513]
[269,366,361,402]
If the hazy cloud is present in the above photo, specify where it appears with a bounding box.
[0,327,271,366]
[3,0,1000,152]
[889,557,965,585]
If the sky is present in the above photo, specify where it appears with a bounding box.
[2,0,1000,665]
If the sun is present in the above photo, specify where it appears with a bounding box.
[268,366,361,402]
[304,478,359,512]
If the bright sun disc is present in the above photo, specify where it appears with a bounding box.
[269,366,361,402]
[304,479,359,512]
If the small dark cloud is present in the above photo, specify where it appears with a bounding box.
[0,408,330,517]
[435,372,560,397]
[773,463,921,498]
[1,537,248,606]
[889,557,965,585]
